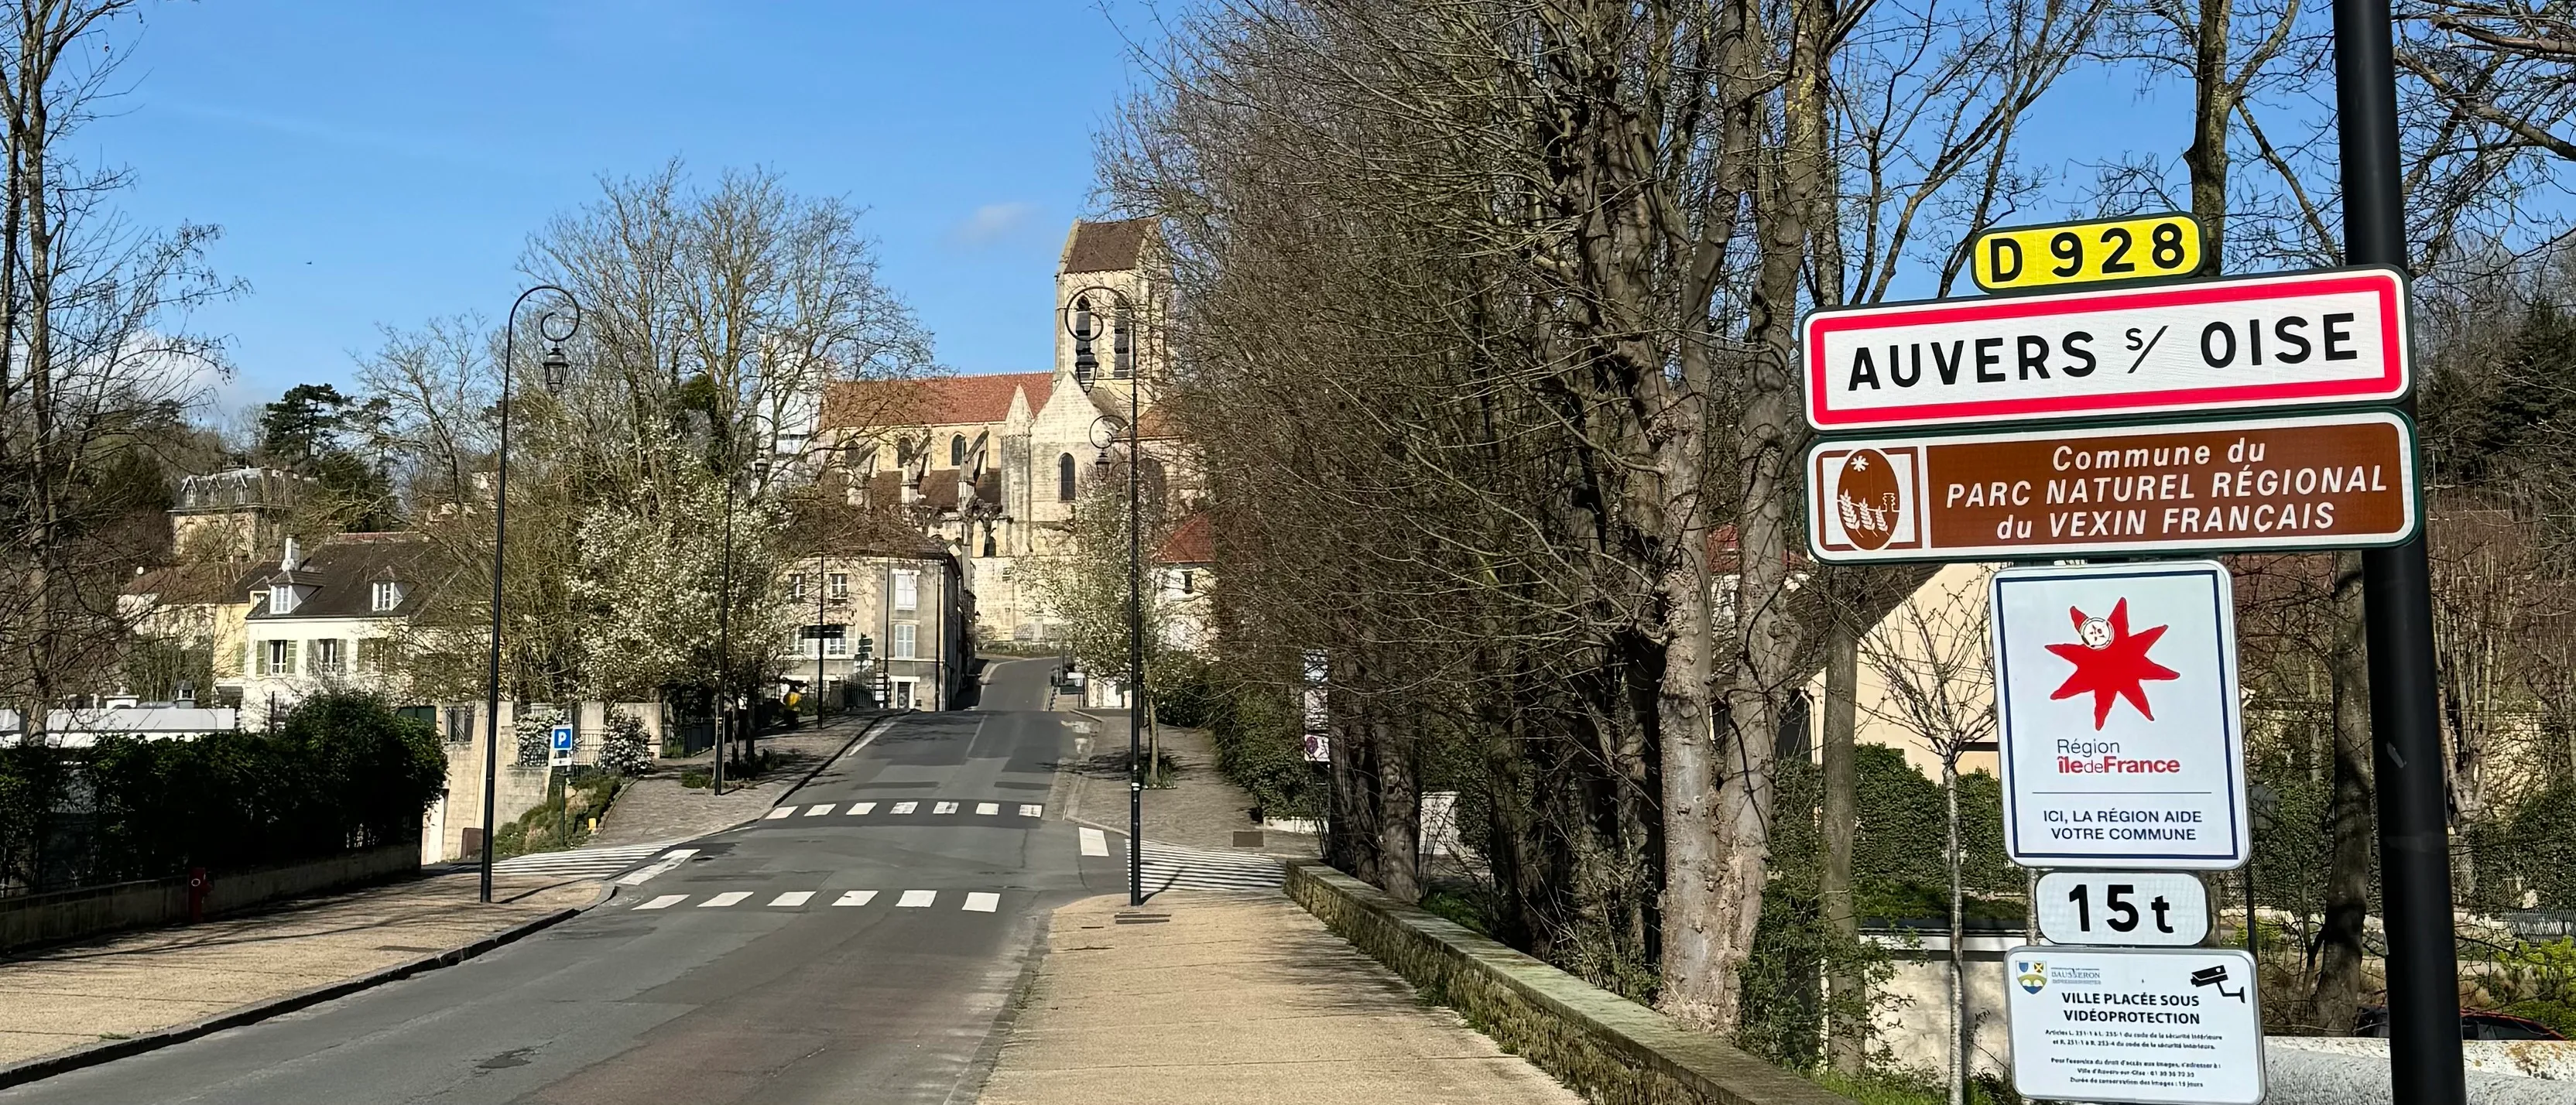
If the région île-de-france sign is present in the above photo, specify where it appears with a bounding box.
[1991,561,2249,871]
[1805,410,2417,562]
[2005,946,2266,1105]
[1804,265,2408,432]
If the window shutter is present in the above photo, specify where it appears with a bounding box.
[285,639,299,676]
[249,640,263,677]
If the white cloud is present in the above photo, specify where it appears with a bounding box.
[949,202,1039,246]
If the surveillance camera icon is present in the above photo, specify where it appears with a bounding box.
[2190,964,2247,1002]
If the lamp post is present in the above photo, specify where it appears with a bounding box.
[1066,286,1146,908]
[481,285,581,905]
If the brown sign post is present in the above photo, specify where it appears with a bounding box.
[1806,410,2416,562]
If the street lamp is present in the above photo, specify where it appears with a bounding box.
[1064,286,1146,908]
[482,285,581,905]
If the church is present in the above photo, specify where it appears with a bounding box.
[813,217,1200,645]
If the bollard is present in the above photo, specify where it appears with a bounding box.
[186,867,210,923]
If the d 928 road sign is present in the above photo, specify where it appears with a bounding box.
[1973,213,2205,294]
[1804,265,2408,432]
[1805,410,2417,562]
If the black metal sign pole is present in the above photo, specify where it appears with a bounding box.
[2333,0,2468,1100]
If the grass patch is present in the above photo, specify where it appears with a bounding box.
[492,771,629,860]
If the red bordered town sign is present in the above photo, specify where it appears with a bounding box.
[1804,266,2409,432]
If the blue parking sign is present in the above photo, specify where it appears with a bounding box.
[550,724,574,765]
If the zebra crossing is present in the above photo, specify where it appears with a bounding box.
[488,840,684,881]
[627,887,1010,913]
[759,799,1044,822]
[1129,837,1287,894]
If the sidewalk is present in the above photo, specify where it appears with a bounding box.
[0,869,598,1074]
[585,711,891,848]
[1055,710,1321,861]
[975,892,1583,1105]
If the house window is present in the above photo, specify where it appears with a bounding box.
[892,570,919,612]
[950,435,965,467]
[788,573,807,601]
[371,581,401,612]
[265,639,294,676]
[1181,570,1195,594]
[828,573,848,600]
[824,626,849,658]
[311,638,344,676]
[1057,453,1076,501]
[892,622,919,659]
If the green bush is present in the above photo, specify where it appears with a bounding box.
[15,690,445,888]
[495,770,629,860]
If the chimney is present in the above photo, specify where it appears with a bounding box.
[281,536,300,571]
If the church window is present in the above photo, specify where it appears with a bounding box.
[1072,297,1097,385]
[1114,317,1133,378]
[1057,453,1077,501]
[951,435,965,467]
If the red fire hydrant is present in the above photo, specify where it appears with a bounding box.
[187,867,210,924]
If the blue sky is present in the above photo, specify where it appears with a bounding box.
[90,2,1157,418]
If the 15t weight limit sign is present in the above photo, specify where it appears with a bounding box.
[1804,265,2409,431]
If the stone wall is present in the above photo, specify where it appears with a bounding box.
[0,843,419,952]
[1285,861,1856,1105]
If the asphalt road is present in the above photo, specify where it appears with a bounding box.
[2,658,1121,1105]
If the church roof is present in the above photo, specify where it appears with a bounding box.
[822,372,1050,430]
[1061,218,1153,274]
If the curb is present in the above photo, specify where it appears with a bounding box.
[0,891,598,1091]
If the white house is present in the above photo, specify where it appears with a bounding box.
[232,532,436,726]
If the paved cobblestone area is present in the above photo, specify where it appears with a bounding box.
[584,713,893,848]
[1057,710,1320,861]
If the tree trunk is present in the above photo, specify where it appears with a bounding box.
[2312,551,2374,1031]
[1822,617,1865,1072]
[2184,0,2233,265]
[1947,754,1967,1105]
[1375,715,1421,904]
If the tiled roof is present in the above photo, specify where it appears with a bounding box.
[244,532,437,621]
[1132,404,1185,441]
[1155,512,1214,565]
[821,373,1050,430]
[1062,218,1153,274]
[123,562,257,604]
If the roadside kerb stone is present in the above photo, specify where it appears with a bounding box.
[1284,861,1855,1105]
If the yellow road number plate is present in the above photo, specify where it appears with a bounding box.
[1971,214,2205,293]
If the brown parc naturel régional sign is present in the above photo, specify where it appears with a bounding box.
[1805,411,2417,562]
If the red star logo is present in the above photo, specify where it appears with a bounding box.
[2043,598,2180,729]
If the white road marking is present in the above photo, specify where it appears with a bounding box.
[896,890,937,908]
[769,891,814,907]
[803,804,834,816]
[1080,827,1110,857]
[933,801,958,815]
[975,802,999,816]
[615,847,700,886]
[962,892,999,912]
[633,895,687,910]
[765,808,796,820]
[1019,804,1043,818]
[892,801,918,814]
[834,890,879,907]
[848,802,876,815]
[701,891,752,908]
